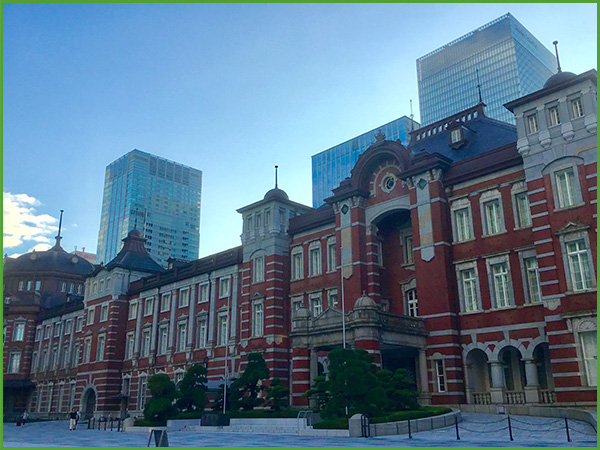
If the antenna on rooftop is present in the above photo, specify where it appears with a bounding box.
[274,165,279,189]
[552,41,562,73]
[476,68,483,104]
[54,209,65,248]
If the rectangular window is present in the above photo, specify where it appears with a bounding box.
[76,317,83,332]
[252,303,264,337]
[580,331,597,386]
[35,326,42,341]
[555,168,577,208]
[141,329,151,357]
[435,360,446,392]
[13,322,25,341]
[292,299,303,313]
[8,352,21,373]
[219,277,230,298]
[96,335,106,361]
[514,192,532,228]
[100,304,109,322]
[99,279,105,292]
[491,263,512,308]
[327,239,337,272]
[291,250,303,280]
[524,257,542,303]
[160,293,171,312]
[129,301,138,320]
[483,199,503,235]
[454,208,472,241]
[548,106,561,126]
[571,98,584,118]
[404,235,414,264]
[71,344,79,367]
[199,284,209,303]
[32,351,39,373]
[566,239,594,291]
[83,338,92,364]
[406,289,418,317]
[61,282,67,292]
[51,345,59,369]
[64,319,72,335]
[44,324,51,339]
[196,317,207,349]
[265,210,271,226]
[42,348,48,370]
[177,322,187,352]
[526,113,539,134]
[328,289,338,309]
[450,128,462,143]
[179,289,190,308]
[157,325,168,355]
[246,216,253,231]
[310,296,322,317]
[217,314,228,346]
[86,308,95,325]
[54,322,62,337]
[35,280,41,291]
[309,244,322,276]
[255,213,262,228]
[18,281,24,291]
[138,376,148,410]
[62,345,69,368]
[125,332,135,360]
[144,297,154,316]
[253,256,265,283]
[461,268,479,312]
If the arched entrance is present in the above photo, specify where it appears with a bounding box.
[466,349,491,404]
[498,346,526,403]
[533,343,555,403]
[81,388,96,420]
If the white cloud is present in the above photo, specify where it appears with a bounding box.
[3,192,58,251]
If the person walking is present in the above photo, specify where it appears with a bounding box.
[21,411,28,426]
[68,408,79,431]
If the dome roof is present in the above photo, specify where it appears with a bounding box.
[544,71,577,88]
[264,187,289,201]
[353,291,377,309]
[128,228,143,238]
[8,245,94,276]
[294,306,311,319]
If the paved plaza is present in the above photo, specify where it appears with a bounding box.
[3,413,597,447]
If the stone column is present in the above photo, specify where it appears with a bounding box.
[418,349,431,404]
[167,291,178,363]
[186,285,196,359]
[230,273,239,342]
[489,360,505,404]
[523,358,540,404]
[464,362,473,404]
[149,295,159,365]
[133,299,143,361]
[207,277,217,348]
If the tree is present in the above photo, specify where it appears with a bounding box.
[231,352,270,410]
[265,378,289,412]
[143,374,180,424]
[176,364,209,413]
[302,375,331,412]
[388,369,420,411]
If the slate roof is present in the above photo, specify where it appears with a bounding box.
[103,228,164,274]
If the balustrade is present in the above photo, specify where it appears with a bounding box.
[504,390,526,404]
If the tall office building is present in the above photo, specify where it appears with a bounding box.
[96,149,202,268]
[417,13,557,125]
[311,115,419,207]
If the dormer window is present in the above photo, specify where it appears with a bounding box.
[449,126,465,148]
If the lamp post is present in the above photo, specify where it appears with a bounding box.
[222,281,231,415]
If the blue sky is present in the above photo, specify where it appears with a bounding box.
[3,3,597,259]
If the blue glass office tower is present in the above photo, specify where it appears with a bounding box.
[96,150,202,267]
[417,13,557,126]
[311,115,418,207]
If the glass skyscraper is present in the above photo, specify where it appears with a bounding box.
[311,115,418,207]
[417,13,557,126]
[96,149,202,268]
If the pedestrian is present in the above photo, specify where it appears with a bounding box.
[68,408,79,431]
[21,410,28,426]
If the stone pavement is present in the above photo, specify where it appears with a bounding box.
[3,413,597,447]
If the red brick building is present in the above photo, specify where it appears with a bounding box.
[4,68,596,419]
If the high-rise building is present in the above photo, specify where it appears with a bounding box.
[96,149,202,267]
[311,115,419,207]
[417,13,557,125]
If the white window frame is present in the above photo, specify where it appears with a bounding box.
[141,328,151,357]
[310,294,323,317]
[160,293,172,312]
[252,301,264,337]
[178,288,190,308]
[518,249,542,304]
[35,326,42,341]
[434,358,447,392]
[144,297,154,316]
[308,241,322,277]
[217,313,228,346]
[579,330,597,387]
[198,283,209,303]
[86,307,95,325]
[327,288,338,309]
[13,321,26,341]
[486,254,514,309]
[456,260,482,313]
[54,321,62,338]
[196,316,208,348]
[291,296,303,316]
[125,331,135,360]
[548,104,561,126]
[253,255,265,283]
[176,322,187,352]
[83,337,92,364]
[138,375,148,410]
[526,111,539,134]
[511,182,532,229]
[406,289,418,317]
[219,277,230,298]
[451,197,474,243]
[96,334,106,362]
[326,237,337,273]
[64,319,72,335]
[558,228,596,293]
[100,303,109,322]
[76,316,83,332]
[8,351,22,374]
[157,324,169,355]
[570,97,584,119]
[480,189,505,236]
[129,301,138,320]
[291,247,304,280]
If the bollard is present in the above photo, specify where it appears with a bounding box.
[87,419,91,429]
[564,417,571,442]
[110,418,113,431]
[104,418,107,431]
[507,415,513,441]
[455,415,460,440]
[407,419,412,439]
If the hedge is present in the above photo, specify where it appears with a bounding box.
[314,406,452,429]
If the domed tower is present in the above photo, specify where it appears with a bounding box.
[3,213,94,418]
[235,166,311,383]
